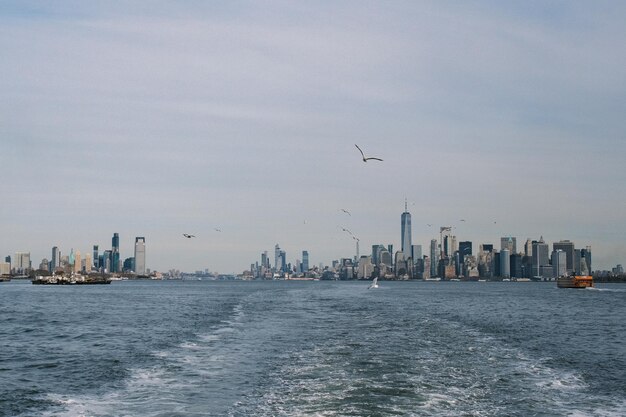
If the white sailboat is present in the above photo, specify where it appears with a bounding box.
[368,277,379,289]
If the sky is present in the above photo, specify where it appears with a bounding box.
[2,1,626,274]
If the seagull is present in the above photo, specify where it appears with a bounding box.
[459,219,466,222]
[183,234,195,238]
[340,208,351,216]
[214,228,222,232]
[427,224,432,227]
[355,144,383,162]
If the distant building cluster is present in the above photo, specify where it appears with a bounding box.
[246,204,622,282]
[1,233,150,277]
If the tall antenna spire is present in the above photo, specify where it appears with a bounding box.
[405,198,408,212]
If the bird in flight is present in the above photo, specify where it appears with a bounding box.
[427,224,432,227]
[214,228,222,232]
[340,208,351,216]
[355,144,383,162]
[459,219,466,222]
[183,234,195,238]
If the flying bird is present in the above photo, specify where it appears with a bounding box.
[340,208,352,216]
[355,144,383,162]
[427,224,432,227]
[183,234,195,238]
[459,219,466,222]
[214,228,222,232]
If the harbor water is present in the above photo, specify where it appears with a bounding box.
[1,280,625,416]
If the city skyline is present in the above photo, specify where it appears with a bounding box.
[2,2,626,273]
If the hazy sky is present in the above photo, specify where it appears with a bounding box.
[2,1,626,273]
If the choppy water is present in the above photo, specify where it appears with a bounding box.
[1,280,625,417]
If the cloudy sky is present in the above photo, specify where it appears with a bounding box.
[2,1,625,273]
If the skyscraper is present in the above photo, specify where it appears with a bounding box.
[134,237,146,275]
[500,248,510,278]
[459,241,472,266]
[274,244,281,271]
[93,245,99,270]
[552,250,567,277]
[112,233,120,273]
[51,246,60,272]
[401,200,412,259]
[553,240,575,274]
[430,239,438,277]
[532,237,550,277]
[14,252,31,274]
[299,251,308,272]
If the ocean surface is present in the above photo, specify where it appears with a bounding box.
[1,280,625,417]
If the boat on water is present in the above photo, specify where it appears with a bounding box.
[556,275,593,289]
[32,275,111,285]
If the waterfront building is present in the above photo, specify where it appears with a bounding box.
[135,237,146,275]
[74,250,82,274]
[51,246,60,272]
[552,250,567,277]
[430,239,438,277]
[582,246,592,273]
[379,249,392,268]
[112,233,120,273]
[401,200,412,259]
[14,252,31,274]
[274,244,281,272]
[411,245,422,263]
[458,241,472,266]
[553,240,575,274]
[0,262,10,276]
[500,248,511,278]
[93,245,99,269]
[510,253,523,278]
[532,237,550,277]
[302,250,309,272]
[357,256,373,279]
[103,250,112,273]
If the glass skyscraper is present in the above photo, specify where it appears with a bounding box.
[112,233,120,273]
[401,200,412,259]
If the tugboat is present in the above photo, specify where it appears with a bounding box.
[557,274,593,289]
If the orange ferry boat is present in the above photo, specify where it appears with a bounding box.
[557,275,594,289]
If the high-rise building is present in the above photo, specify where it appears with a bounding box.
[430,239,438,277]
[501,237,517,254]
[481,244,494,253]
[401,200,412,259]
[112,233,120,273]
[274,244,281,271]
[411,245,422,264]
[85,253,92,273]
[51,246,60,272]
[553,240,575,274]
[93,245,99,270]
[552,250,567,277]
[14,252,31,274]
[500,248,510,278]
[74,251,82,274]
[532,237,550,277]
[134,237,146,275]
[582,246,592,274]
[459,241,472,266]
[439,227,452,258]
[524,239,533,257]
[302,250,309,272]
